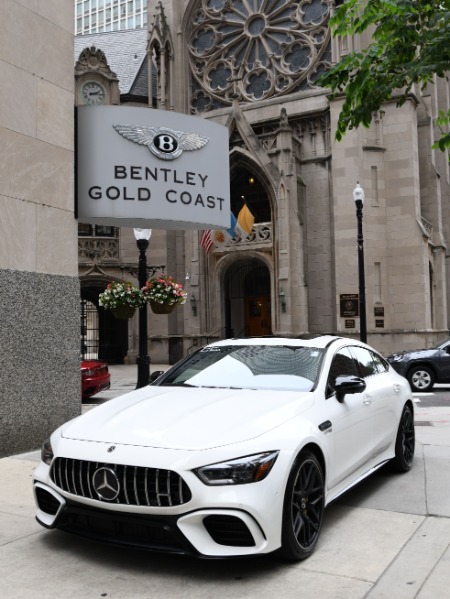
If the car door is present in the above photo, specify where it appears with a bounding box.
[323,347,374,490]
[349,346,398,459]
[434,341,450,382]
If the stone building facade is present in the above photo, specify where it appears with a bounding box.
[0,2,79,457]
[75,0,450,369]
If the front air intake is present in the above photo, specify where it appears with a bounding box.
[203,515,255,547]
[35,486,61,515]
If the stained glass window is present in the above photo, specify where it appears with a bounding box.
[189,0,331,112]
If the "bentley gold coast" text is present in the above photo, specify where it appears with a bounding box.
[87,165,226,209]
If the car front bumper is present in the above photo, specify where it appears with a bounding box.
[82,375,111,399]
[33,450,291,558]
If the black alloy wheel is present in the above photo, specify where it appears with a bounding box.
[279,451,325,561]
[393,404,415,472]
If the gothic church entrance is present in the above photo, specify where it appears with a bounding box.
[224,258,271,338]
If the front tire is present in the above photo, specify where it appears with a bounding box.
[279,451,325,561]
[392,404,415,472]
[407,365,434,392]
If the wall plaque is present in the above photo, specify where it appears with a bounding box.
[340,294,359,318]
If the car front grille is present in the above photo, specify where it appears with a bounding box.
[50,457,192,507]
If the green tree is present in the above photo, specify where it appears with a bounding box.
[318,0,450,150]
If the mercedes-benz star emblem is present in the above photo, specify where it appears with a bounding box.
[92,467,120,501]
[113,124,209,161]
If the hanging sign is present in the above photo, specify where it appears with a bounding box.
[76,106,230,229]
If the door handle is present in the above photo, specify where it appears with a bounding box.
[319,420,332,432]
[363,394,372,405]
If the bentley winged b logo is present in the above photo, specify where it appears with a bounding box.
[113,124,209,161]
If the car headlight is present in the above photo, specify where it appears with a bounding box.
[389,354,405,362]
[83,369,96,376]
[41,438,54,465]
[194,451,279,486]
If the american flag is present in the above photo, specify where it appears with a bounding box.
[200,230,214,253]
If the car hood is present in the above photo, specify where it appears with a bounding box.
[61,386,313,450]
[387,347,437,359]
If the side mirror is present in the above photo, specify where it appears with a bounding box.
[149,370,164,384]
[334,375,366,403]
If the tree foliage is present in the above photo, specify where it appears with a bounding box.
[318,0,450,150]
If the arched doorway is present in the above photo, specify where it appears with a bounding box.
[224,258,272,337]
[80,284,129,364]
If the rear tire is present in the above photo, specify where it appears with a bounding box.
[392,404,415,472]
[279,451,325,561]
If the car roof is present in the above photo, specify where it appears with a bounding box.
[206,335,349,350]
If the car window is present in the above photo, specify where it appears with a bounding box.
[159,345,324,391]
[371,351,389,374]
[433,339,450,350]
[349,346,379,378]
[327,347,359,397]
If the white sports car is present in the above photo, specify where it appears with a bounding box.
[33,336,415,560]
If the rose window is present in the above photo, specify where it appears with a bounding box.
[189,0,331,113]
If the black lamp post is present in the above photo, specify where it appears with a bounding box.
[353,183,367,343]
[134,228,152,389]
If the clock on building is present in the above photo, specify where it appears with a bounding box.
[81,81,106,105]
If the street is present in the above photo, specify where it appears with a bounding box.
[413,384,450,407]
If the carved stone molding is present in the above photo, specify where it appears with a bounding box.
[78,238,120,264]
[75,46,118,81]
[212,222,273,253]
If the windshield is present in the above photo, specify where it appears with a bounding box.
[159,345,324,391]
[434,339,450,350]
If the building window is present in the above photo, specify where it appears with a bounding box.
[78,224,117,237]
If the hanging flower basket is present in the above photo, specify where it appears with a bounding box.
[99,281,145,319]
[150,300,176,314]
[111,305,136,319]
[142,274,187,314]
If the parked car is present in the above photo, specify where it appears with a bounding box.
[81,359,110,400]
[386,338,450,392]
[34,336,414,561]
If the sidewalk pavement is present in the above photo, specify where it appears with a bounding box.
[1,366,450,598]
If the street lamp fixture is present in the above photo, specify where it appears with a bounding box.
[352,183,367,343]
[134,228,152,389]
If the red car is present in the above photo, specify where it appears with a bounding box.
[81,360,110,400]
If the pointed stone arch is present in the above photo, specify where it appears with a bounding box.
[229,148,277,227]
